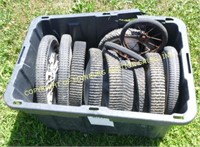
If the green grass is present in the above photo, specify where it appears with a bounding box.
[0,0,200,146]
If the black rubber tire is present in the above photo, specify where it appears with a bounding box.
[121,18,168,53]
[84,48,103,106]
[162,46,180,114]
[35,35,59,104]
[121,68,134,111]
[104,42,145,61]
[98,28,139,52]
[57,34,72,105]
[133,66,146,112]
[145,53,166,114]
[104,50,124,110]
[69,41,86,106]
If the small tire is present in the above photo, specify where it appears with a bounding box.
[69,41,86,106]
[84,48,103,106]
[104,50,124,110]
[121,18,168,53]
[104,42,145,61]
[162,46,180,114]
[145,53,166,114]
[35,35,59,104]
[57,34,72,105]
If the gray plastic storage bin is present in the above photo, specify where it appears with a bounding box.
[4,9,197,138]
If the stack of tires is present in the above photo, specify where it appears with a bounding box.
[35,18,180,115]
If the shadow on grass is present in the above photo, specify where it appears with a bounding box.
[8,112,163,146]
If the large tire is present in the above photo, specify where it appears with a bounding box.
[35,35,59,104]
[57,34,72,105]
[84,48,103,106]
[104,50,124,110]
[121,18,168,53]
[162,46,180,114]
[69,41,86,106]
[98,28,139,52]
[133,66,146,112]
[145,53,166,114]
[121,67,134,111]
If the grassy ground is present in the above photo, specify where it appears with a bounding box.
[0,0,200,146]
